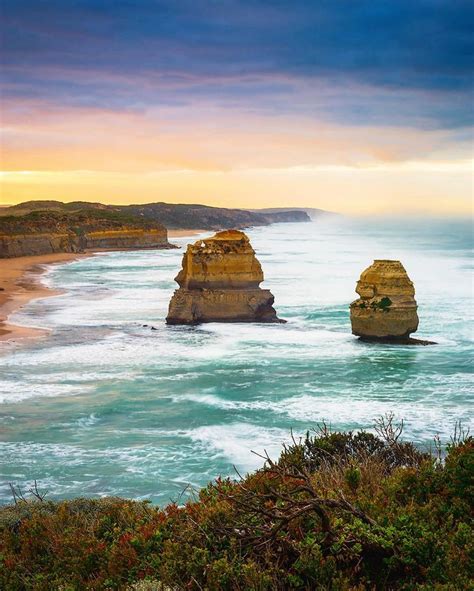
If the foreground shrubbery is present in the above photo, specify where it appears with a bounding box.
[1,419,473,590]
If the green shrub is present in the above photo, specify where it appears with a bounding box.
[127,581,173,591]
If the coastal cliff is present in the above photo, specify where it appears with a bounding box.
[81,229,168,250]
[350,260,419,341]
[251,207,337,220]
[167,229,283,324]
[0,208,172,258]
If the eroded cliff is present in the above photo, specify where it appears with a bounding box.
[0,209,172,258]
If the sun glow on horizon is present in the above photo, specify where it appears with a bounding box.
[1,158,472,217]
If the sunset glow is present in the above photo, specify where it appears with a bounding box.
[1,1,473,214]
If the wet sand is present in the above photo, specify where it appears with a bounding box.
[168,229,207,238]
[0,253,91,343]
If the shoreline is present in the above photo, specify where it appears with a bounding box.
[0,252,92,344]
[0,229,207,345]
[168,228,207,238]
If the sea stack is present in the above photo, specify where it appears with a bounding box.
[350,260,419,342]
[166,230,284,325]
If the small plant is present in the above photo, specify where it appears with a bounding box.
[344,464,362,491]
[378,296,392,310]
[127,581,174,591]
[369,296,392,312]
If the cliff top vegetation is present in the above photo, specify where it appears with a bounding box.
[1,416,472,590]
[0,207,165,236]
[0,200,311,232]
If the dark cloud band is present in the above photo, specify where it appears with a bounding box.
[2,0,473,128]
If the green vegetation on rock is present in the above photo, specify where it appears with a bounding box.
[370,297,392,312]
[1,419,472,590]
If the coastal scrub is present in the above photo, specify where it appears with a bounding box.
[0,421,472,590]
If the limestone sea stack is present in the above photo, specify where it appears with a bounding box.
[166,230,284,325]
[350,260,419,341]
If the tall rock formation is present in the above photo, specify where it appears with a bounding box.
[350,260,419,341]
[166,230,284,325]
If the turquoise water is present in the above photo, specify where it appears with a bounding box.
[0,218,472,504]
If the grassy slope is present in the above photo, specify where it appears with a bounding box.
[1,425,472,591]
[0,208,165,236]
[0,200,311,231]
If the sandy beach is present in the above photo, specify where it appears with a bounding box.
[0,252,91,343]
[0,229,207,344]
[168,229,207,238]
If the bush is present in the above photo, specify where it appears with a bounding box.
[1,423,472,590]
[127,581,173,591]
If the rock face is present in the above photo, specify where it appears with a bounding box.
[0,233,77,258]
[81,229,169,250]
[166,230,283,324]
[350,260,419,340]
[0,229,171,258]
[0,208,172,258]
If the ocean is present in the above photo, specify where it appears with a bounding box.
[0,217,472,504]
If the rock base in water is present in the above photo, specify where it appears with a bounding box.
[357,336,437,346]
[166,230,284,325]
[166,288,283,325]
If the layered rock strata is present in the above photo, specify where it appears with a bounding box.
[0,209,173,258]
[0,233,77,258]
[166,230,283,324]
[350,260,420,341]
[81,229,169,251]
[0,229,171,258]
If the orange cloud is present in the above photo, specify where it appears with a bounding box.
[1,99,472,215]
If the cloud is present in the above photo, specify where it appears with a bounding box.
[2,1,473,128]
[2,96,471,173]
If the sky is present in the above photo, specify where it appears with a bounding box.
[1,0,473,215]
